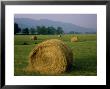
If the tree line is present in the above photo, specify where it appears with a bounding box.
[14,23,64,35]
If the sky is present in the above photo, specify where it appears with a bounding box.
[15,14,97,29]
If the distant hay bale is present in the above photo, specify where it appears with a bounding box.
[71,36,78,42]
[26,39,73,75]
[58,35,61,37]
[30,36,37,40]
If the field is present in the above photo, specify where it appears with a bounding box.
[14,34,97,76]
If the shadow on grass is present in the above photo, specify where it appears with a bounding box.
[65,57,97,76]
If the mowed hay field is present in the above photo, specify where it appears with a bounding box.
[14,34,97,76]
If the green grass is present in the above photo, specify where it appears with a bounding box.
[14,34,97,76]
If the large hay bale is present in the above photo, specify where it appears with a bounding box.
[27,39,73,75]
[30,36,37,40]
[71,36,78,42]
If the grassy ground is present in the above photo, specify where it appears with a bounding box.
[14,34,97,76]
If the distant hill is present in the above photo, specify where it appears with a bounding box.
[14,18,96,33]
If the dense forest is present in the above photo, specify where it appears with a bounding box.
[14,23,64,35]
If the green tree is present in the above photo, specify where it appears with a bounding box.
[36,26,41,34]
[36,26,63,35]
[69,31,75,34]
[14,23,21,34]
[22,28,29,35]
[30,28,36,34]
[41,26,47,34]
[37,26,47,35]
[56,27,64,34]
[47,26,56,35]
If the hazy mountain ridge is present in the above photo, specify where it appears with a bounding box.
[14,18,96,33]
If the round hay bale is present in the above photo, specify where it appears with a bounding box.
[27,39,73,75]
[30,36,37,40]
[71,36,78,42]
[58,35,61,37]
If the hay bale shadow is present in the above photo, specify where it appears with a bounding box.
[34,42,38,44]
[22,42,28,45]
